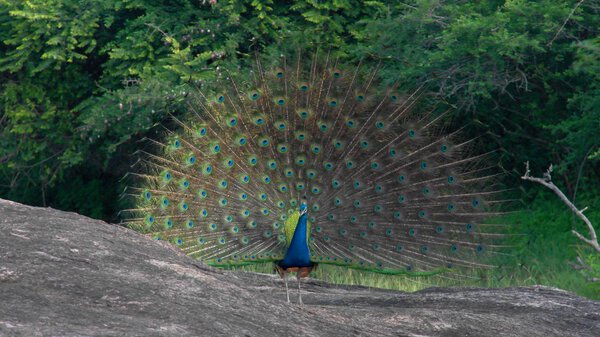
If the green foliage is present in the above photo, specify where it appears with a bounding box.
[350,0,599,193]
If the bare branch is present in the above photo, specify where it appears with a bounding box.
[547,0,585,47]
[522,161,600,253]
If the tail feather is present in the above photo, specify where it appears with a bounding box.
[122,50,511,276]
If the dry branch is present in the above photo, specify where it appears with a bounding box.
[521,161,600,253]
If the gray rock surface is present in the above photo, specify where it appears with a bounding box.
[0,198,598,337]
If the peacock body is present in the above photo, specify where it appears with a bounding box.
[124,51,506,303]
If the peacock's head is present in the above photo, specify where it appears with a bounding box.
[299,195,308,213]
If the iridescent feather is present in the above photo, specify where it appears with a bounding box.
[122,50,509,283]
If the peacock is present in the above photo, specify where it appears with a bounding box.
[123,50,507,304]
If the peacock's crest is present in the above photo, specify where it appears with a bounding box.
[123,50,508,276]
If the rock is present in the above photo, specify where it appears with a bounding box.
[0,198,598,337]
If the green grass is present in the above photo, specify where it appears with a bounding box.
[231,191,600,300]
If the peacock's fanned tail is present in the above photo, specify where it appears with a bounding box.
[122,51,509,276]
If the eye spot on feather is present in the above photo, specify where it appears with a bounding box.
[331,179,342,188]
[422,187,430,196]
[297,110,309,119]
[227,117,237,127]
[311,144,321,154]
[250,91,260,100]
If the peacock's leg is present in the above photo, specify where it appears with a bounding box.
[284,273,290,303]
[296,272,303,305]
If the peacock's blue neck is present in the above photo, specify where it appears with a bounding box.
[279,206,311,269]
